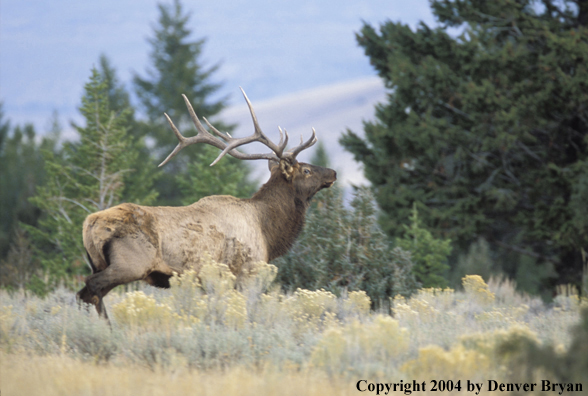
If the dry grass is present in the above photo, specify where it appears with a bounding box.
[1,353,357,396]
[3,353,571,396]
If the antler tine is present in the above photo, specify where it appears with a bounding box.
[240,87,285,157]
[203,117,232,141]
[277,127,289,153]
[182,94,211,137]
[182,95,236,146]
[158,95,226,167]
[208,88,286,166]
[286,128,318,159]
[158,113,189,167]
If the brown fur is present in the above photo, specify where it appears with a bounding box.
[77,159,336,319]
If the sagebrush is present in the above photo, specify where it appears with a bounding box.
[1,261,587,391]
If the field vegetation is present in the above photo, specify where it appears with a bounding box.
[1,259,586,395]
[2,0,588,394]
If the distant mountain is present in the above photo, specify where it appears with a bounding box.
[219,76,386,187]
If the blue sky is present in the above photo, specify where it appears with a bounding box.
[1,0,435,134]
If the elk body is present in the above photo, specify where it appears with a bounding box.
[77,89,336,319]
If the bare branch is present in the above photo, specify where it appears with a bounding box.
[53,196,93,214]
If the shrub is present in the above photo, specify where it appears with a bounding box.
[0,305,17,351]
[0,268,584,380]
[283,288,339,335]
[61,309,118,362]
[311,314,409,376]
[114,259,273,330]
[112,291,174,329]
[401,344,492,380]
[462,275,495,306]
[492,307,588,384]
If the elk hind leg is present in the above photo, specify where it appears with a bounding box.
[81,236,157,319]
[77,283,117,320]
[77,251,104,316]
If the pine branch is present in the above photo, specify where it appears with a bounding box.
[493,240,558,263]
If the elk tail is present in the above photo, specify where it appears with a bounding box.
[86,250,97,273]
[82,215,110,273]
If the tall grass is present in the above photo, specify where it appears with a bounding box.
[1,259,587,395]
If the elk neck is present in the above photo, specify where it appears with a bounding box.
[250,171,308,261]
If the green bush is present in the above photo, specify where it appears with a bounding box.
[396,203,452,288]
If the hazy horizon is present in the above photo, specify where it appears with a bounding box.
[1,0,434,133]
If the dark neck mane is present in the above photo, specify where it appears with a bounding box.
[250,171,308,261]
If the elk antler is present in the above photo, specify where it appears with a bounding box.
[159,88,318,167]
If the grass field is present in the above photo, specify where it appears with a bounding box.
[1,260,586,395]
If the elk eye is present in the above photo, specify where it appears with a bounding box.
[303,168,311,175]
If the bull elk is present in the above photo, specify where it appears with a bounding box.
[77,88,336,319]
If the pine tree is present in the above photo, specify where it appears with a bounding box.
[98,54,134,117]
[134,0,226,126]
[341,0,588,291]
[133,0,249,205]
[396,203,452,288]
[0,105,58,265]
[275,187,417,308]
[26,68,155,290]
[0,227,37,291]
[310,140,330,168]
[98,54,158,205]
[275,144,417,307]
[176,145,256,204]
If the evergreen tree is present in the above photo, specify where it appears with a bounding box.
[0,227,37,292]
[396,203,452,288]
[0,102,9,154]
[134,0,226,126]
[275,186,417,308]
[98,54,134,117]
[310,140,330,168]
[26,68,155,291]
[275,148,416,307]
[341,0,588,291]
[133,0,243,205]
[98,54,159,205]
[176,145,256,204]
[450,237,498,288]
[0,105,59,266]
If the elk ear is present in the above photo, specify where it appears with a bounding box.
[279,159,296,181]
[268,159,279,171]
